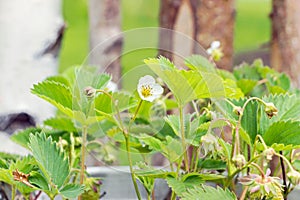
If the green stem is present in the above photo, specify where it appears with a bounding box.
[11,185,16,200]
[190,147,196,171]
[130,100,143,124]
[96,90,143,199]
[124,100,143,200]
[275,152,294,172]
[179,106,189,172]
[226,155,261,187]
[193,147,200,172]
[125,135,142,200]
[251,162,265,178]
[191,100,200,116]
[230,128,236,164]
[78,126,87,200]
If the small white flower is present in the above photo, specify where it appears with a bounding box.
[206,41,221,55]
[206,40,223,61]
[137,75,163,102]
[105,81,118,92]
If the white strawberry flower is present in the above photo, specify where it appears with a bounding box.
[137,75,163,102]
[206,40,223,61]
[207,41,221,55]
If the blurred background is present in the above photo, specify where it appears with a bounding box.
[2,0,300,128]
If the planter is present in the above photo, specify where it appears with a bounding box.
[87,166,170,200]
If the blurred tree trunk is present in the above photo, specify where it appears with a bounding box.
[158,0,183,61]
[89,0,123,84]
[193,0,235,70]
[271,0,300,87]
[158,0,235,70]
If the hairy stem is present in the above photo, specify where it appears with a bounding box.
[78,126,87,200]
[125,135,142,200]
[11,185,16,200]
[124,100,143,200]
[179,106,189,172]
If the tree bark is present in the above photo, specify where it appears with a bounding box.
[271,0,300,87]
[89,0,123,84]
[158,0,235,70]
[193,0,235,70]
[158,0,183,61]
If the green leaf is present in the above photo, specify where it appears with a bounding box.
[135,162,176,179]
[241,101,259,142]
[29,132,69,188]
[0,168,12,184]
[166,174,203,197]
[236,79,258,95]
[182,185,237,200]
[263,120,300,146]
[260,94,300,135]
[60,183,84,199]
[29,171,49,191]
[94,92,137,115]
[31,80,73,117]
[44,117,77,132]
[138,134,163,152]
[165,114,191,137]
[11,127,43,149]
[138,134,182,162]
[233,61,261,80]
[74,67,111,90]
[185,54,216,72]
[223,79,244,99]
[198,159,226,170]
[45,75,70,87]
[216,98,259,143]
[0,158,7,169]
[2,156,37,194]
[145,57,226,105]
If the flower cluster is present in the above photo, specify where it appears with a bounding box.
[239,168,283,200]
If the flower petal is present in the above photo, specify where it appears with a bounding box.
[211,41,220,49]
[143,95,157,102]
[138,75,155,86]
[151,84,164,95]
[250,185,260,193]
[206,48,212,55]
[264,184,270,194]
[266,168,271,176]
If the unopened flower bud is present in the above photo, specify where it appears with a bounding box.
[232,154,246,169]
[103,154,115,165]
[287,170,300,185]
[84,86,96,98]
[233,106,243,116]
[263,148,276,161]
[74,137,82,146]
[264,102,278,119]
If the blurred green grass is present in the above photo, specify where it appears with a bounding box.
[234,0,271,51]
[60,0,89,73]
[59,0,271,76]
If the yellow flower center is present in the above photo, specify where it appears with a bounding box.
[141,85,152,97]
